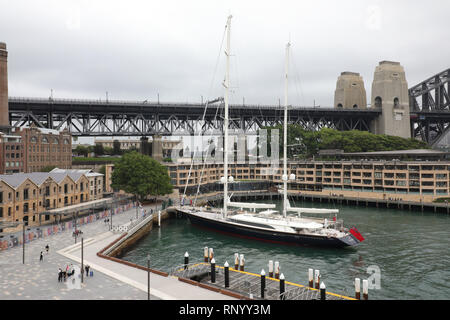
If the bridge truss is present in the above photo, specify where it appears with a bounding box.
[409,68,450,145]
[8,97,379,137]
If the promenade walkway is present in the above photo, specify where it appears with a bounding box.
[0,201,235,300]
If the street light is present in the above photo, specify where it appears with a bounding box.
[147,254,151,300]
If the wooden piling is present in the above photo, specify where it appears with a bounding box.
[239,254,245,271]
[209,248,214,262]
[269,260,274,278]
[315,270,320,289]
[274,261,280,279]
[204,247,209,262]
[234,253,239,270]
[355,278,361,300]
[308,268,314,288]
[362,279,369,300]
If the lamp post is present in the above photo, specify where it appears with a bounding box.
[81,237,84,283]
[147,254,151,300]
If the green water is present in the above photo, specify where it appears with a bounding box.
[121,200,450,300]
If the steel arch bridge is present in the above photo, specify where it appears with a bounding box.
[8,97,379,137]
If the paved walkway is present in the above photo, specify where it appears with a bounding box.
[0,202,237,300]
[0,204,158,300]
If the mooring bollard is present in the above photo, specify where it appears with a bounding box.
[210,258,216,283]
[274,261,280,279]
[204,247,209,262]
[239,254,245,271]
[260,269,266,299]
[362,279,369,300]
[209,248,214,262]
[308,268,314,288]
[320,282,326,300]
[224,261,229,288]
[355,278,361,300]
[184,252,189,270]
[268,260,274,278]
[279,273,285,300]
[234,253,239,269]
[315,270,320,289]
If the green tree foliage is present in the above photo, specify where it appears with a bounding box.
[113,140,122,155]
[111,151,173,201]
[93,143,104,156]
[74,145,89,157]
[266,125,429,158]
[41,165,57,172]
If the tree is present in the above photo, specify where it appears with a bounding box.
[74,145,89,157]
[93,143,104,156]
[113,140,121,155]
[41,165,57,172]
[111,151,173,201]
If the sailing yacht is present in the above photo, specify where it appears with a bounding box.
[178,15,365,248]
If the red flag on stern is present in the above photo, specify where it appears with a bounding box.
[349,227,365,242]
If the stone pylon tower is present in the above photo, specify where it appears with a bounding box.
[0,42,8,127]
[371,61,411,139]
[334,72,367,109]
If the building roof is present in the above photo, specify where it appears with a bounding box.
[343,149,446,156]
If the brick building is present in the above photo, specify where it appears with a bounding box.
[0,126,72,174]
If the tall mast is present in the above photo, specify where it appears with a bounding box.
[283,42,290,218]
[223,15,232,219]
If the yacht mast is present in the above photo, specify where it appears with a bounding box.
[223,15,232,219]
[283,42,290,218]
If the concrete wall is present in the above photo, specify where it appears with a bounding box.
[371,61,411,138]
[334,72,367,109]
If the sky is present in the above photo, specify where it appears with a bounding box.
[1,0,449,110]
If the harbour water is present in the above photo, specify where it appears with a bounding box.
[121,199,450,300]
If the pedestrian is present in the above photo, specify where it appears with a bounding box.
[85,265,89,277]
[58,268,62,282]
[45,244,49,253]
[39,251,43,262]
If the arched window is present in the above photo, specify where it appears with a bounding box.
[42,137,49,144]
[53,138,59,144]
[30,136,37,143]
[393,97,400,109]
[375,97,382,109]
[337,103,343,108]
[353,104,358,109]
[63,139,70,145]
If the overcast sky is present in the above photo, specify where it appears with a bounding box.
[1,0,449,108]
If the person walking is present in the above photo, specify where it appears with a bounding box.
[58,268,62,282]
[45,244,49,254]
[39,251,43,262]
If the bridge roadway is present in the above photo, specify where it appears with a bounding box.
[8,96,450,143]
[8,96,381,136]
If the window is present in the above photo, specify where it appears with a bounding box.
[23,189,29,200]
[0,191,2,204]
[375,96,382,108]
[42,137,49,144]
[337,103,343,108]
[30,136,37,143]
[353,104,358,108]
